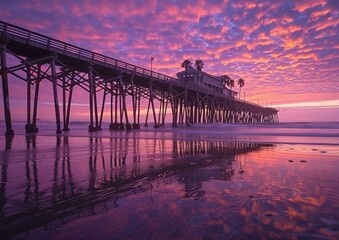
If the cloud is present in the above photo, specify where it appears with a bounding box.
[0,0,338,122]
[293,0,327,13]
[272,100,339,109]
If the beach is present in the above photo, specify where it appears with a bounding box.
[1,122,339,239]
[1,0,339,238]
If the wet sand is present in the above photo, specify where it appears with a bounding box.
[0,131,339,239]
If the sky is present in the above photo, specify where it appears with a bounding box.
[0,0,339,123]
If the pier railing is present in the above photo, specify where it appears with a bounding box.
[0,21,170,79]
[0,20,221,97]
[0,20,274,111]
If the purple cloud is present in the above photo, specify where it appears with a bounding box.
[0,0,338,122]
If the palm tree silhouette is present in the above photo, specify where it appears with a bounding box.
[221,74,234,89]
[237,78,245,99]
[221,74,230,88]
[229,77,235,89]
[181,59,192,82]
[194,59,204,71]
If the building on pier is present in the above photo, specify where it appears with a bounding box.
[176,68,237,99]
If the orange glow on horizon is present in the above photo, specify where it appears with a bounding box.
[272,100,339,109]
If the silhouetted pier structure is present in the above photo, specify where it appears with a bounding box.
[0,20,278,135]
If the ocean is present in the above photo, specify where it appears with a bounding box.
[2,121,339,144]
[0,122,339,239]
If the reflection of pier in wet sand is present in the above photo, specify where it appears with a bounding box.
[0,136,271,237]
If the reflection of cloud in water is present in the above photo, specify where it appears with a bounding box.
[0,135,338,239]
[0,135,268,237]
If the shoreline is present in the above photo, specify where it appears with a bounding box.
[1,124,339,147]
[2,133,339,145]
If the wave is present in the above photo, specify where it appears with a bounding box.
[165,122,339,136]
[1,121,339,145]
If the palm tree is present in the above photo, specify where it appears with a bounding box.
[229,77,235,89]
[181,59,192,82]
[194,58,204,71]
[237,78,245,99]
[221,74,234,89]
[221,74,231,88]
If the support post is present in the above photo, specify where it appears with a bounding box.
[131,75,138,129]
[110,82,113,126]
[64,82,73,131]
[118,84,125,130]
[149,84,158,128]
[93,79,100,130]
[120,77,131,130]
[88,64,96,132]
[136,86,141,129]
[32,64,41,132]
[25,64,31,132]
[162,100,168,126]
[99,82,107,129]
[62,69,66,130]
[51,57,62,134]
[64,72,74,131]
[144,100,150,127]
[110,83,119,130]
[184,89,189,126]
[0,44,14,136]
[61,68,71,131]
[169,88,176,127]
[25,64,38,133]
[32,80,40,131]
[109,81,119,130]
[157,92,163,126]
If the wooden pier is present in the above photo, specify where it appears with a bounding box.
[0,20,278,135]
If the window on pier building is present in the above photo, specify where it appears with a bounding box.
[199,74,203,83]
[177,69,227,91]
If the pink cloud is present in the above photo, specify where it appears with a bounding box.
[0,0,338,123]
[294,0,327,13]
